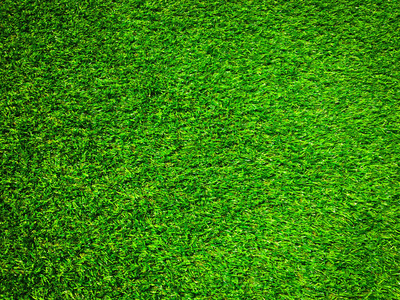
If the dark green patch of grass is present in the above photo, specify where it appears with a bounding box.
[1,0,400,298]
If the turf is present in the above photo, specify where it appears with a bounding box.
[1,0,400,299]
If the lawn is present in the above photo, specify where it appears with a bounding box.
[1,0,400,299]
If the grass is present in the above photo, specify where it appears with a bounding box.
[1,0,400,298]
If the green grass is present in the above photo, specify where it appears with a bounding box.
[1,0,400,299]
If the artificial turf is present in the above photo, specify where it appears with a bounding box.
[1,0,400,299]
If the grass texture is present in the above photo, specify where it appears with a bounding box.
[1,0,400,299]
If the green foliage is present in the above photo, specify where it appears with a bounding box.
[1,0,400,298]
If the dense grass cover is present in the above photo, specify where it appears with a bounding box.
[1,0,400,298]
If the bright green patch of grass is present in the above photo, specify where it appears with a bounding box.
[1,0,400,298]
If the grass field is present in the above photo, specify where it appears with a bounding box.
[1,0,400,299]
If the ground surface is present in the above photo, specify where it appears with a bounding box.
[1,0,400,299]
